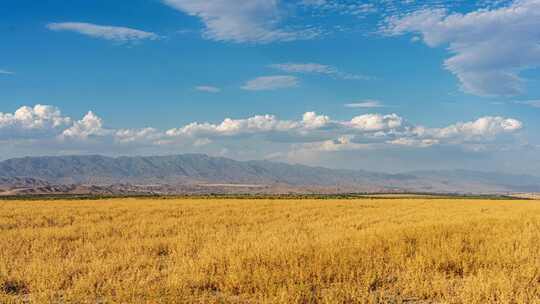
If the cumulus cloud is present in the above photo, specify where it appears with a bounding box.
[291,115,524,153]
[166,114,298,137]
[269,62,371,80]
[348,114,403,131]
[0,105,526,160]
[0,105,71,138]
[241,75,299,91]
[196,86,221,93]
[61,111,106,139]
[161,0,320,43]
[429,117,523,140]
[302,112,330,129]
[47,22,159,42]
[383,0,540,96]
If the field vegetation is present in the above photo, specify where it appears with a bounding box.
[0,197,539,303]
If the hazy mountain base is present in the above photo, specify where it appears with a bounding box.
[1,154,540,196]
[0,179,390,197]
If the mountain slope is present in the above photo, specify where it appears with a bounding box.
[0,154,410,186]
[0,154,538,194]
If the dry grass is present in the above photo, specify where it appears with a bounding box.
[0,198,539,303]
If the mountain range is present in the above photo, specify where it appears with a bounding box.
[1,154,539,195]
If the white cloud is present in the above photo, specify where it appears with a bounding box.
[389,138,439,148]
[297,136,368,152]
[162,0,319,43]
[241,75,299,91]
[164,112,523,151]
[344,100,385,108]
[47,22,159,42]
[0,105,526,160]
[196,86,221,93]
[158,0,463,47]
[302,112,330,129]
[114,128,162,144]
[0,70,14,75]
[61,111,106,139]
[166,114,298,137]
[269,62,370,80]
[383,0,540,96]
[430,116,523,140]
[0,105,70,129]
[0,105,71,138]
[348,113,403,131]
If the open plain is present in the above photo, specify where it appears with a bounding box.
[0,197,539,303]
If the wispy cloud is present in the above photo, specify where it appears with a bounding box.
[301,0,326,5]
[47,22,159,42]
[162,0,320,44]
[344,100,385,108]
[269,63,333,74]
[301,1,377,17]
[196,86,221,93]
[383,0,540,97]
[269,62,371,80]
[515,100,540,108]
[0,70,14,75]
[241,76,299,91]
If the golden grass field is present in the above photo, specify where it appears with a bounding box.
[0,198,539,303]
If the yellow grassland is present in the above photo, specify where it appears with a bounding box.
[0,198,539,303]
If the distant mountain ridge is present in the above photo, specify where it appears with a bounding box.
[0,154,539,194]
[0,154,412,187]
[410,170,540,192]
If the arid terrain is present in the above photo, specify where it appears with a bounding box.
[1,197,539,303]
[2,155,540,196]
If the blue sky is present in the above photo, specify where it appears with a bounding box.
[1,0,540,174]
